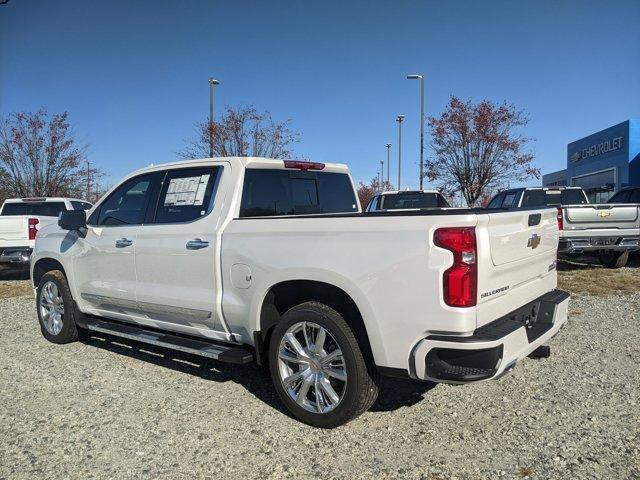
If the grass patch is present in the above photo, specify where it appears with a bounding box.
[0,281,33,299]
[558,266,640,296]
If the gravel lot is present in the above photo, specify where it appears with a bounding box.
[1,271,639,479]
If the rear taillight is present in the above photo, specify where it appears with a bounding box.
[556,208,563,231]
[28,218,39,240]
[434,227,477,308]
[283,160,325,171]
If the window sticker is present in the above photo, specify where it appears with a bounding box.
[164,174,210,206]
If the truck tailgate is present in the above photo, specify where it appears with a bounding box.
[0,217,29,247]
[476,208,559,328]
[563,204,640,230]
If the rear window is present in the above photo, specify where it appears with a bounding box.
[0,201,67,217]
[521,189,588,207]
[240,169,358,217]
[379,192,449,209]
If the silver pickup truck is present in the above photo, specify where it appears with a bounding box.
[487,187,640,268]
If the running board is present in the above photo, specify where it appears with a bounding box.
[83,318,253,364]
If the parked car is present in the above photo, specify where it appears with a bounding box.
[366,189,450,211]
[0,197,92,270]
[608,186,640,204]
[31,157,568,428]
[487,187,640,268]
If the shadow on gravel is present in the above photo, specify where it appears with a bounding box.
[79,331,436,417]
[557,252,640,271]
[0,267,30,281]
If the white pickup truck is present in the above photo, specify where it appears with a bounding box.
[0,197,92,270]
[31,157,569,428]
[487,187,640,268]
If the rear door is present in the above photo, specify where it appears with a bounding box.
[476,208,559,328]
[134,165,225,331]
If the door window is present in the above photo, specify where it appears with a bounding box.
[630,189,640,203]
[501,193,518,208]
[153,167,221,224]
[95,174,157,226]
[487,194,505,209]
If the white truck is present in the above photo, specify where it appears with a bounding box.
[31,158,569,428]
[0,197,92,270]
[366,189,450,211]
[487,187,640,268]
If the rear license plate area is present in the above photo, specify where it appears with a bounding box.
[591,237,619,246]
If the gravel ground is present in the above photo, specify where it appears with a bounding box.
[1,289,639,479]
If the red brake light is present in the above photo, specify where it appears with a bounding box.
[28,218,39,240]
[556,208,563,231]
[434,227,477,308]
[283,160,325,171]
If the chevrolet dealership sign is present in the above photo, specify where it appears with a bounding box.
[570,136,624,162]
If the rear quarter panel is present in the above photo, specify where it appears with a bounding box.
[221,213,480,370]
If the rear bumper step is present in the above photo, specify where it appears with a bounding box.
[82,318,253,364]
[411,289,570,383]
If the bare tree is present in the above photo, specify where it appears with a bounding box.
[0,109,104,200]
[425,96,539,207]
[179,105,300,159]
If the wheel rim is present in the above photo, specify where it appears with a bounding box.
[39,281,64,336]
[277,321,347,414]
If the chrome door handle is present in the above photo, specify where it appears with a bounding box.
[115,238,133,248]
[186,239,210,250]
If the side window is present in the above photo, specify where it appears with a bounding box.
[487,194,504,209]
[630,189,640,203]
[95,174,157,226]
[71,201,92,210]
[366,195,379,211]
[154,167,221,224]
[501,192,517,208]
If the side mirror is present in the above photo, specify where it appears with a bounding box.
[58,210,87,231]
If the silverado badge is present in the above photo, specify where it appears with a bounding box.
[527,233,541,249]
[597,211,611,218]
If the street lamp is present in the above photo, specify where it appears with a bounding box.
[208,78,220,158]
[396,115,405,190]
[385,143,391,186]
[380,160,384,191]
[406,74,424,190]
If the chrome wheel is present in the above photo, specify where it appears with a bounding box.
[39,281,64,336]
[277,321,347,414]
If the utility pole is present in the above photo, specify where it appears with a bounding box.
[208,78,220,158]
[86,160,90,201]
[407,74,425,189]
[385,143,391,186]
[380,160,384,191]
[396,115,405,190]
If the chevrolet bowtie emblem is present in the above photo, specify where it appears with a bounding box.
[527,233,541,249]
[597,211,611,218]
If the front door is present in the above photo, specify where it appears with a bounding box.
[134,165,224,332]
[74,172,162,319]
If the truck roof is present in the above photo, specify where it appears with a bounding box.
[380,189,441,195]
[2,197,88,204]
[128,157,351,176]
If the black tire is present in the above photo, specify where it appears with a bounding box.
[268,301,379,428]
[36,270,79,344]
[598,250,629,269]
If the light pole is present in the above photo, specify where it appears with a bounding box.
[86,160,90,200]
[385,143,391,186]
[208,78,220,158]
[396,115,405,190]
[407,74,424,190]
[380,160,384,191]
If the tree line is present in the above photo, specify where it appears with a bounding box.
[0,97,538,208]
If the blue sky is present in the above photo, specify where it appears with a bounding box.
[1,0,639,189]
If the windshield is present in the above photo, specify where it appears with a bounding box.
[379,192,449,210]
[520,189,588,207]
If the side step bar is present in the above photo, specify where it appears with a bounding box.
[83,318,253,364]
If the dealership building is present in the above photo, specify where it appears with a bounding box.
[542,120,640,202]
